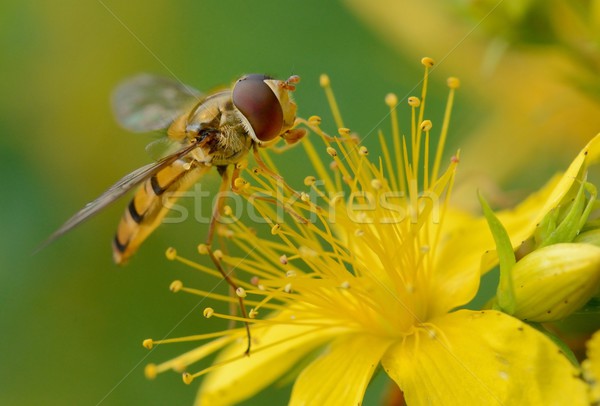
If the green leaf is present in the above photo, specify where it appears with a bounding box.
[479,192,516,314]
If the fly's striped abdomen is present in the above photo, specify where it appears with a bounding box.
[113,159,209,264]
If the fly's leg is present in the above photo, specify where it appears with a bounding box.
[206,166,252,355]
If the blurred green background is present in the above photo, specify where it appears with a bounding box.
[3,0,600,405]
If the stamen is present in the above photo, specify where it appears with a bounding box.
[169,280,183,292]
[320,74,344,128]
[431,77,459,183]
[165,247,177,260]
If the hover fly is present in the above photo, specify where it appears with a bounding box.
[45,73,305,264]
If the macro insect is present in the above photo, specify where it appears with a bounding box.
[44,73,306,352]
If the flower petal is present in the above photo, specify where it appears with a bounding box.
[289,333,393,405]
[381,309,588,405]
[584,330,600,403]
[431,134,600,314]
[197,316,337,406]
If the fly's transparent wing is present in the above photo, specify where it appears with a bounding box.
[112,73,203,133]
[39,141,201,250]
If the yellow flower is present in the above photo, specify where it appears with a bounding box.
[584,330,600,403]
[144,59,598,405]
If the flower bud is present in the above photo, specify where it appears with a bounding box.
[574,228,600,247]
[511,243,600,322]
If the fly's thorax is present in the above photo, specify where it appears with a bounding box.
[180,91,253,166]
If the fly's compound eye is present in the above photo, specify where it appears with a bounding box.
[233,74,283,142]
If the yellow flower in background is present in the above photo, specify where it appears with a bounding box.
[344,0,600,210]
[143,59,596,405]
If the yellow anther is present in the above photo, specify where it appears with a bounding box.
[165,247,177,260]
[197,244,209,255]
[145,364,157,380]
[304,176,316,186]
[284,283,293,293]
[385,93,398,107]
[340,281,351,289]
[421,56,435,67]
[279,254,288,265]
[236,287,247,298]
[223,205,233,216]
[408,96,420,107]
[326,147,338,157]
[182,372,194,385]
[169,280,183,293]
[319,74,331,87]
[213,249,223,261]
[338,127,351,136]
[271,224,281,235]
[142,339,154,350]
[250,276,260,285]
[249,308,258,318]
[235,160,248,170]
[286,270,297,278]
[359,146,369,156]
[308,115,322,125]
[371,179,382,190]
[420,120,433,131]
[300,192,310,202]
[234,178,248,189]
[447,77,460,89]
[203,308,214,318]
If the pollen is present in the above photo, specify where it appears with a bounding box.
[143,339,154,349]
[203,308,214,318]
[170,280,183,292]
[319,74,331,87]
[223,205,233,216]
[165,247,177,260]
